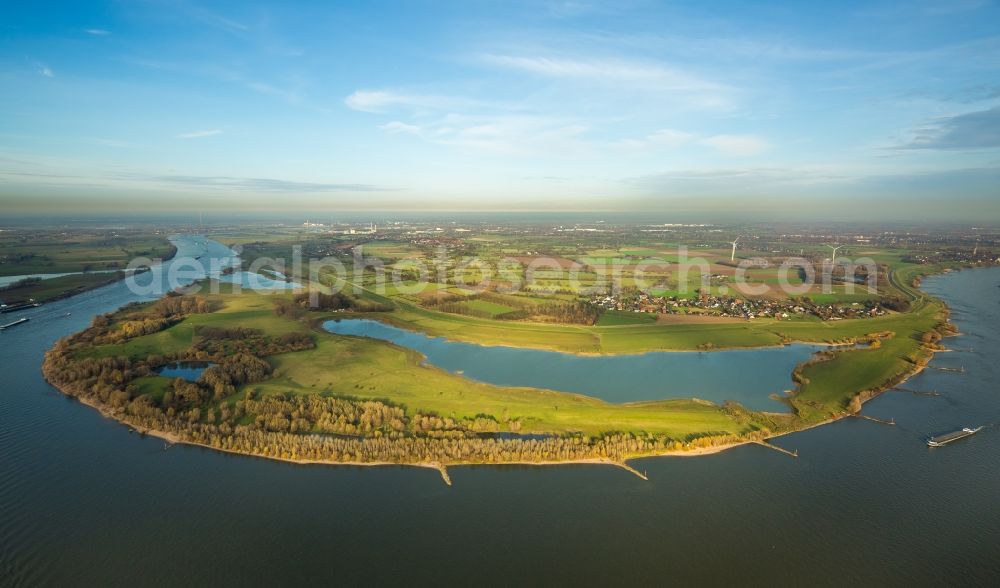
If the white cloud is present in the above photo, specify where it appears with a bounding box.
[84,28,110,36]
[429,115,590,156]
[479,54,727,93]
[35,62,54,77]
[345,89,528,151]
[899,106,1000,149]
[345,90,400,113]
[175,129,223,139]
[379,121,422,135]
[701,134,769,156]
[617,129,768,156]
[616,128,694,150]
[347,83,763,158]
[344,90,477,113]
[370,110,589,156]
[477,54,735,110]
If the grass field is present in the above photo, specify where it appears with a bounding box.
[0,272,125,304]
[459,299,516,317]
[596,310,658,326]
[0,231,173,276]
[80,287,303,359]
[130,376,172,402]
[257,335,743,437]
[791,264,944,419]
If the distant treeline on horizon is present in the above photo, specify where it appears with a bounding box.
[0,211,989,230]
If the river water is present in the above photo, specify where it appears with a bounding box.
[323,318,827,410]
[1,239,998,586]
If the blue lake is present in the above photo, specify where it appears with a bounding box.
[323,318,828,411]
[154,361,215,381]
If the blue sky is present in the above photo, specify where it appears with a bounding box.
[2,0,999,218]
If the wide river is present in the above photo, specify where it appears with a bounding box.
[2,237,998,586]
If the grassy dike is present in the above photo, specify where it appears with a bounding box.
[790,264,950,422]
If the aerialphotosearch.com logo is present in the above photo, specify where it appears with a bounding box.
[124,243,880,304]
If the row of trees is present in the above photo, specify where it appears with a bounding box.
[194,325,262,340]
[150,293,216,317]
[425,291,600,325]
[83,295,216,345]
[123,393,751,464]
[291,291,393,312]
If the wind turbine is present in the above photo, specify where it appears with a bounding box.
[826,244,844,264]
[729,237,741,262]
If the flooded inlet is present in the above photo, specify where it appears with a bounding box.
[323,318,829,410]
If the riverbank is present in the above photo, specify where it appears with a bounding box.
[59,385,749,486]
[0,240,177,305]
[56,352,937,487]
[0,270,142,305]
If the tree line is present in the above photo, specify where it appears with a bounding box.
[424,291,599,325]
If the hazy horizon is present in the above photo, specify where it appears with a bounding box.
[2,210,996,230]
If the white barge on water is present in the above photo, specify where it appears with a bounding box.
[0,317,30,331]
[927,426,983,447]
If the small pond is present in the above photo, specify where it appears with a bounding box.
[154,361,215,382]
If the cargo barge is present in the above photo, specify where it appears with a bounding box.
[927,426,983,447]
[0,302,42,314]
[0,317,30,331]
